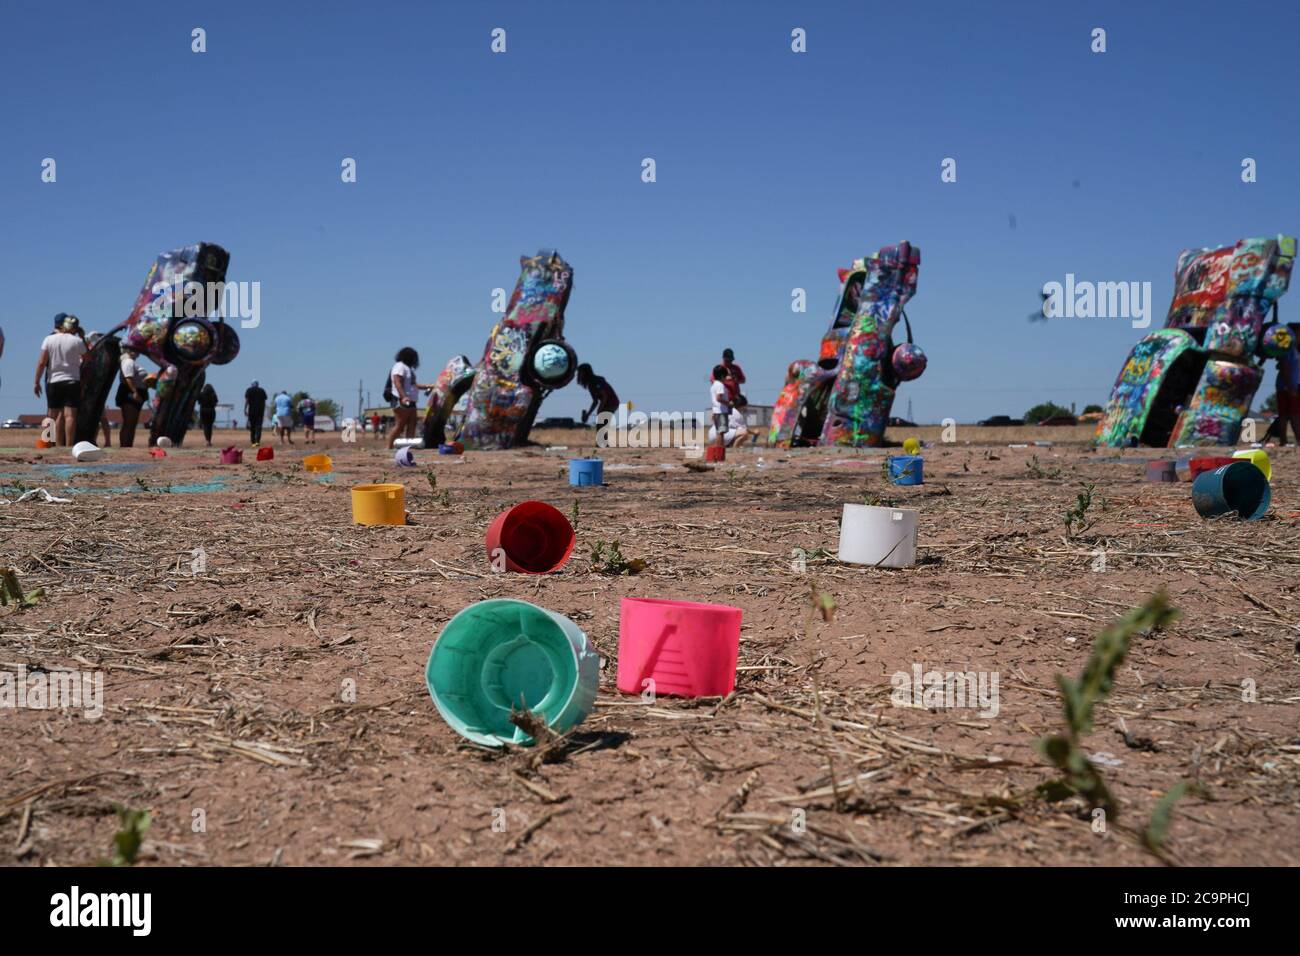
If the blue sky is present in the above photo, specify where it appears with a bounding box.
[1,0,1297,424]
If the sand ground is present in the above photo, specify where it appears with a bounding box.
[1,425,1296,866]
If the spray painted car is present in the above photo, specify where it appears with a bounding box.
[421,354,475,447]
[76,243,240,447]
[770,241,925,447]
[427,250,579,450]
[1096,235,1295,447]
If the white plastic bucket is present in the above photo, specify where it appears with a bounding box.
[72,441,104,462]
[837,503,917,568]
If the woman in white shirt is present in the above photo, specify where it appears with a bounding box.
[388,346,432,449]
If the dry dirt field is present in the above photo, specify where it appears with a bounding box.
[1,425,1297,867]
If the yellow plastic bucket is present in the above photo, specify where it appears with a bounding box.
[1232,449,1271,482]
[351,483,405,525]
[303,453,333,473]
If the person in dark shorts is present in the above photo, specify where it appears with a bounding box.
[198,383,219,446]
[297,393,317,444]
[34,313,89,446]
[245,380,268,446]
[577,363,619,424]
[114,346,150,447]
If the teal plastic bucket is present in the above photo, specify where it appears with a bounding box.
[887,455,923,485]
[1191,460,1270,521]
[425,599,600,747]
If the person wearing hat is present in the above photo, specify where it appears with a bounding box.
[33,313,89,446]
[244,380,268,446]
[115,346,150,447]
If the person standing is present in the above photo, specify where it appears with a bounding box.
[273,389,294,445]
[1264,338,1300,446]
[33,314,89,446]
[298,393,317,445]
[198,383,219,446]
[388,347,429,448]
[710,364,732,449]
[721,348,746,404]
[115,347,149,447]
[244,380,267,446]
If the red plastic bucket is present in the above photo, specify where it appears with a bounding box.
[617,597,742,698]
[1188,456,1235,479]
[704,446,726,463]
[256,447,274,462]
[484,501,575,574]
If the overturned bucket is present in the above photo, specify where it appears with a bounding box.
[485,501,575,573]
[569,458,604,486]
[220,446,243,465]
[1232,449,1271,482]
[303,453,332,473]
[1191,461,1270,521]
[617,597,741,699]
[394,446,416,467]
[887,455,923,485]
[425,598,600,746]
[838,503,918,568]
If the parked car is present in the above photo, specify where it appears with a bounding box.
[536,416,580,429]
[887,416,918,428]
[1037,414,1079,426]
[2,419,29,429]
[977,415,1024,427]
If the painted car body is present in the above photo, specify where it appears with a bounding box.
[436,250,579,450]
[1096,235,1295,447]
[76,243,240,447]
[770,241,922,447]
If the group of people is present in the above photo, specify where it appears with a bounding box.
[29,313,156,448]
[242,383,319,447]
[709,347,749,447]
[382,346,625,449]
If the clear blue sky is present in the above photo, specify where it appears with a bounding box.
[2,0,1297,424]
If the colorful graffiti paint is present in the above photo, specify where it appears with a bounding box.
[76,244,240,447]
[1096,235,1295,448]
[440,250,579,450]
[770,242,923,447]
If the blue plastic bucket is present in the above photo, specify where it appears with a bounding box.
[887,455,923,486]
[1191,460,1270,521]
[569,458,604,486]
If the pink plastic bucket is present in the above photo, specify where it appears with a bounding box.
[617,597,742,698]
[221,447,243,464]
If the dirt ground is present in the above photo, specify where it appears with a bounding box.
[1,425,1297,867]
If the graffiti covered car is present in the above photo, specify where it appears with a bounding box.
[426,250,579,450]
[1096,235,1295,447]
[770,241,925,447]
[76,243,240,447]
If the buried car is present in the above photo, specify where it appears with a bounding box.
[76,243,240,447]
[424,250,579,450]
[770,241,926,447]
[1096,235,1295,447]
